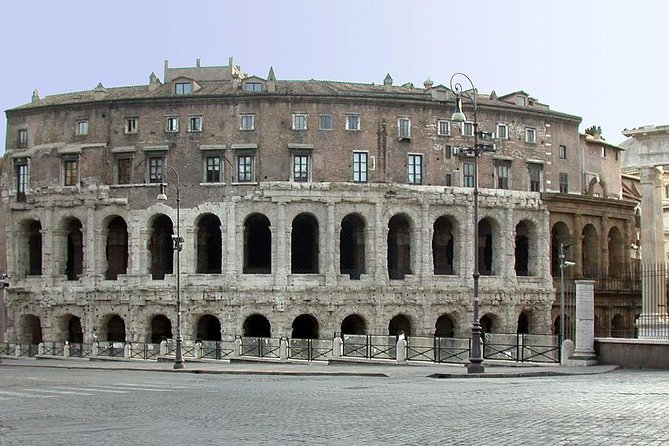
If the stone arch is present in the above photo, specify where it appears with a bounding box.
[149,214,174,280]
[517,310,530,334]
[18,219,42,277]
[608,226,625,277]
[388,314,412,336]
[551,221,571,276]
[59,313,83,343]
[103,314,126,342]
[243,213,272,274]
[291,314,319,339]
[478,217,500,276]
[20,314,42,344]
[105,216,128,280]
[340,213,366,280]
[388,214,412,279]
[291,213,319,274]
[243,314,271,338]
[196,314,222,341]
[582,224,600,277]
[195,213,222,274]
[587,176,607,197]
[340,314,366,335]
[479,313,498,335]
[150,315,173,343]
[435,313,455,337]
[515,220,533,276]
[433,216,455,275]
[63,217,84,280]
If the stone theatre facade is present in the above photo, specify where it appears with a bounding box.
[0,58,634,344]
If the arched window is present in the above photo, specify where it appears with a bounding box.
[388,214,412,280]
[67,315,83,343]
[291,214,319,274]
[21,314,42,344]
[149,215,174,280]
[106,216,128,280]
[340,214,366,280]
[291,314,319,339]
[515,222,530,276]
[243,214,271,274]
[196,214,222,274]
[65,218,83,280]
[433,216,454,275]
[582,224,599,277]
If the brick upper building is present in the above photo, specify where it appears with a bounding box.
[0,59,636,344]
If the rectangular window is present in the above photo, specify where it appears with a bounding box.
[529,164,542,192]
[292,155,310,182]
[445,173,452,187]
[240,113,255,131]
[204,155,221,183]
[352,151,368,183]
[18,129,28,148]
[601,146,606,158]
[188,116,203,132]
[292,113,307,130]
[463,162,475,187]
[438,120,450,136]
[244,82,262,92]
[496,123,508,140]
[516,96,527,106]
[16,162,28,201]
[148,157,164,183]
[318,114,333,130]
[559,172,569,193]
[116,157,132,185]
[63,159,79,186]
[346,114,361,131]
[559,145,567,159]
[237,155,255,182]
[165,116,179,132]
[495,164,510,189]
[174,82,192,95]
[463,122,474,137]
[398,117,411,139]
[407,154,423,185]
[125,117,138,134]
[75,120,89,136]
[525,128,536,143]
[445,145,452,159]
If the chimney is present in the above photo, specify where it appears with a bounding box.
[196,58,201,67]
[267,66,276,93]
[148,72,161,91]
[384,73,393,92]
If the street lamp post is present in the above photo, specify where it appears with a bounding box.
[0,273,8,364]
[559,242,575,342]
[450,72,496,374]
[157,166,185,370]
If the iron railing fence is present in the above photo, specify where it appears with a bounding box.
[482,333,560,363]
[165,340,197,358]
[18,344,38,357]
[0,342,10,355]
[406,337,471,364]
[240,337,280,359]
[97,342,125,358]
[339,334,398,360]
[288,338,332,361]
[128,342,160,360]
[41,341,65,356]
[200,340,236,360]
[69,343,93,358]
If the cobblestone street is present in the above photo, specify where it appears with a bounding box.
[0,364,668,445]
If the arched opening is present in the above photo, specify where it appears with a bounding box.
[196,314,221,341]
[67,315,83,343]
[608,226,624,277]
[480,314,495,335]
[291,213,319,274]
[106,216,128,280]
[515,221,530,277]
[340,214,366,280]
[517,311,530,334]
[551,222,571,277]
[149,214,174,280]
[244,213,272,274]
[435,314,455,337]
[20,315,42,344]
[611,314,626,338]
[340,314,366,335]
[388,314,412,336]
[243,314,271,338]
[196,214,222,274]
[23,219,42,276]
[388,214,412,280]
[478,218,495,276]
[291,314,319,339]
[65,218,83,280]
[582,224,599,277]
[433,216,455,275]
[106,315,126,342]
[150,315,173,343]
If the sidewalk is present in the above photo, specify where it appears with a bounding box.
[0,356,618,378]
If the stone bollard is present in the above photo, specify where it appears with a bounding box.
[123,343,130,359]
[233,338,242,357]
[195,342,202,359]
[332,337,343,359]
[92,342,99,357]
[38,342,44,356]
[396,338,407,363]
[15,344,21,357]
[279,337,289,361]
[560,339,575,365]
[160,340,167,356]
[64,343,70,358]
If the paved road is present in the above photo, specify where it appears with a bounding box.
[0,366,668,445]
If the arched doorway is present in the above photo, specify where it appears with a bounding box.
[291,314,319,339]
[551,222,570,277]
[478,218,495,275]
[582,224,599,277]
[340,214,366,280]
[65,218,83,280]
[608,226,624,277]
[107,315,126,342]
[291,214,319,273]
[21,315,42,344]
[515,221,530,276]
[388,214,412,279]
[243,314,271,338]
[388,314,411,336]
[244,213,272,274]
[106,216,128,280]
[67,315,83,343]
[435,314,455,337]
[149,214,174,280]
[196,314,221,341]
[150,315,173,343]
[196,214,222,274]
[24,219,42,276]
[340,314,366,335]
[433,216,455,275]
[517,311,530,334]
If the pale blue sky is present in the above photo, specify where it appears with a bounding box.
[1,0,667,154]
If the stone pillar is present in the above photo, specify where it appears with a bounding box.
[332,336,342,359]
[374,203,386,281]
[600,216,609,276]
[638,166,669,338]
[275,202,288,287]
[567,280,597,365]
[573,214,583,277]
[227,201,237,280]
[502,207,514,278]
[85,205,97,281]
[325,202,337,284]
[420,203,431,282]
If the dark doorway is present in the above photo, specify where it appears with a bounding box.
[480,314,494,335]
[151,315,173,343]
[27,220,42,276]
[243,314,271,338]
[433,216,454,275]
[107,315,126,342]
[388,214,412,279]
[388,314,411,336]
[291,314,319,339]
[197,314,221,341]
[68,316,83,343]
[291,214,319,273]
[106,216,128,280]
[517,312,530,334]
[478,218,494,276]
[149,215,174,280]
[435,314,455,337]
[65,218,83,280]
[515,222,530,276]
[341,314,366,335]
[21,315,42,344]
[582,224,599,277]
[244,214,272,274]
[340,214,366,280]
[196,214,222,274]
